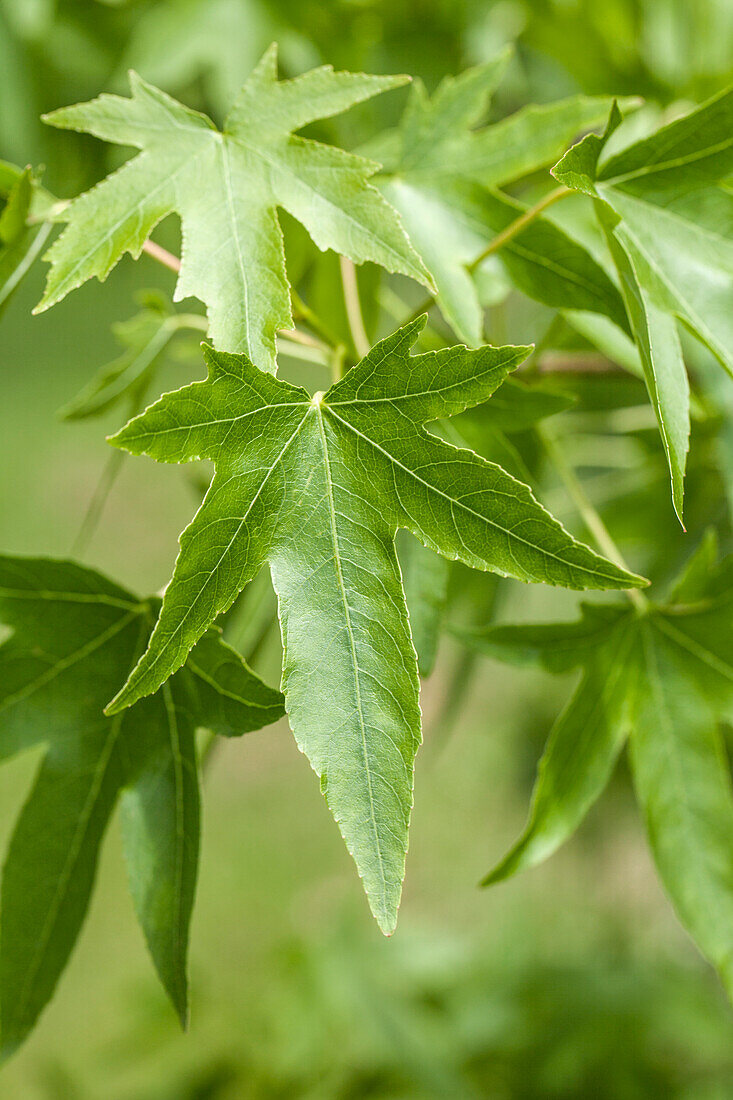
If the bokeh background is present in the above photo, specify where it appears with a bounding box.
[2,0,733,1095]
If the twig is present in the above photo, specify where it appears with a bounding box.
[468,186,571,272]
[339,256,370,359]
[142,239,181,272]
[141,240,338,358]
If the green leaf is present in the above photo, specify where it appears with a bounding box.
[452,376,575,438]
[106,319,643,933]
[397,533,450,677]
[372,61,625,343]
[0,164,52,319]
[483,611,637,884]
[38,46,431,370]
[596,197,690,522]
[60,293,184,420]
[554,89,733,516]
[461,549,733,997]
[0,557,283,1057]
[631,613,733,998]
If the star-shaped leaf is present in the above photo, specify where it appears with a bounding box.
[0,556,283,1057]
[459,537,733,997]
[37,45,431,370]
[553,88,733,519]
[369,56,627,344]
[106,318,645,934]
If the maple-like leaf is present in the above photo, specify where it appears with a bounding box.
[105,318,645,933]
[0,557,283,1057]
[36,45,431,370]
[368,55,628,344]
[460,537,733,997]
[552,88,733,519]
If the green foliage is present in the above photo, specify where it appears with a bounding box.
[0,161,51,317]
[372,58,627,345]
[1,11,732,1063]
[0,557,283,1054]
[60,292,204,421]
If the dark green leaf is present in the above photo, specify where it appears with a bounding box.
[0,557,282,1056]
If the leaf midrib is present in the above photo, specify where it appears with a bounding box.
[313,404,389,911]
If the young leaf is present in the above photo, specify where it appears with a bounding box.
[371,59,627,343]
[38,46,431,370]
[0,557,283,1057]
[553,89,733,517]
[106,319,644,934]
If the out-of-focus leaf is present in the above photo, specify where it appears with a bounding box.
[397,532,450,677]
[371,57,630,344]
[119,0,279,119]
[461,545,733,997]
[60,293,203,420]
[0,164,52,318]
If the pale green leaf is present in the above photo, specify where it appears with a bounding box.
[38,47,431,369]
[374,63,626,344]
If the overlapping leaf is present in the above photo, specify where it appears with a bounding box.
[104,318,644,933]
[37,45,431,370]
[459,540,733,997]
[368,56,628,344]
[0,557,283,1057]
[553,88,733,518]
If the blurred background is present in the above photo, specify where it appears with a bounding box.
[2,0,733,1095]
